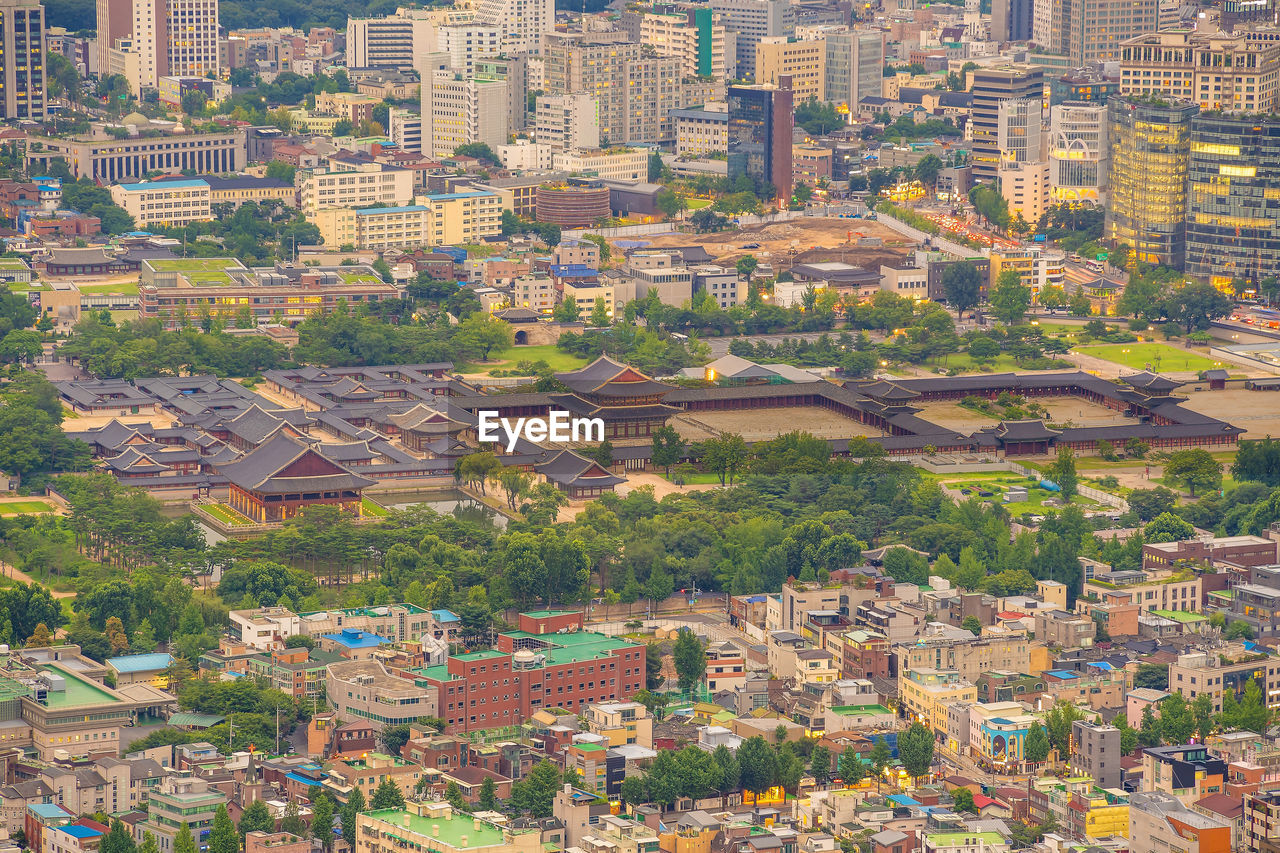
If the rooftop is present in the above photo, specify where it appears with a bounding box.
[107,652,174,673]
[41,665,122,708]
[364,807,519,849]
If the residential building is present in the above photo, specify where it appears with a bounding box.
[327,659,439,726]
[709,0,795,73]
[230,607,302,650]
[1119,30,1280,114]
[755,36,825,101]
[1128,791,1231,853]
[136,777,227,853]
[47,821,106,853]
[1144,744,1228,803]
[1000,160,1052,224]
[346,10,434,69]
[300,156,414,215]
[0,0,44,120]
[312,192,503,250]
[473,0,553,54]
[1143,535,1277,569]
[584,702,652,748]
[97,0,219,92]
[893,633,1034,683]
[422,71,509,159]
[1071,720,1121,789]
[1050,102,1109,205]
[25,132,244,183]
[971,66,1044,182]
[824,30,883,113]
[110,180,211,227]
[1068,0,1159,64]
[727,81,794,201]
[245,647,341,700]
[691,265,743,309]
[633,7,735,79]
[579,816,660,853]
[562,280,615,319]
[326,753,424,803]
[900,669,978,735]
[923,831,1009,853]
[297,604,459,646]
[435,23,501,75]
[1186,114,1280,288]
[512,273,555,313]
[1082,567,1201,614]
[356,802,541,853]
[705,642,747,693]
[1166,648,1280,714]
[1244,790,1280,853]
[534,93,599,152]
[673,103,729,157]
[1034,610,1096,648]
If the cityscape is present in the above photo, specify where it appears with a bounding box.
[1,1,1280,853]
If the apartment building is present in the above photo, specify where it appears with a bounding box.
[97,0,219,92]
[357,802,541,853]
[245,647,341,700]
[422,71,509,159]
[584,701,652,748]
[755,36,825,101]
[25,132,244,183]
[229,606,301,650]
[326,753,424,803]
[632,7,735,79]
[900,668,978,734]
[296,604,458,645]
[1129,791,1231,853]
[512,273,555,313]
[346,10,434,69]
[0,0,45,120]
[314,91,380,124]
[893,632,1035,683]
[312,191,503,250]
[534,93,599,152]
[1142,535,1277,570]
[473,0,553,53]
[562,281,616,319]
[110,179,211,227]
[1244,790,1280,853]
[1081,567,1202,613]
[1034,610,1096,649]
[1120,30,1280,114]
[135,777,227,853]
[1167,649,1280,714]
[1071,720,1122,789]
[300,157,414,215]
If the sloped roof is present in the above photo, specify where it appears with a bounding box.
[216,434,376,494]
[534,450,625,488]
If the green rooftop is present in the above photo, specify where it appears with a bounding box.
[365,807,522,849]
[0,258,30,268]
[572,742,607,752]
[414,664,457,683]
[927,832,1006,847]
[148,257,243,272]
[521,610,580,618]
[831,704,893,715]
[503,630,639,667]
[1151,609,1207,623]
[0,674,30,701]
[40,665,122,708]
[454,650,509,662]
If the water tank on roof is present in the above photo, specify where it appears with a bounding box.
[513,650,537,670]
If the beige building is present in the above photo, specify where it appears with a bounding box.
[534,93,599,152]
[1000,160,1052,225]
[314,91,381,123]
[358,802,541,853]
[312,191,503,250]
[98,0,219,93]
[1166,648,1280,714]
[1120,30,1280,114]
[893,631,1034,683]
[301,157,414,215]
[584,701,653,748]
[512,273,555,313]
[755,36,825,101]
[1082,569,1201,613]
[1034,609,1096,649]
[25,131,243,183]
[137,777,227,853]
[562,281,615,319]
[422,71,509,159]
[551,149,648,182]
[636,9,735,79]
[673,102,728,156]
[110,179,211,227]
[326,659,439,726]
[900,668,978,734]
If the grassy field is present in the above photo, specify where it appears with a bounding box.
[686,198,713,210]
[78,282,139,294]
[661,471,723,485]
[463,344,590,374]
[923,353,1071,374]
[1077,343,1223,372]
[149,258,240,272]
[361,497,389,517]
[930,472,1109,514]
[0,500,55,514]
[204,503,253,526]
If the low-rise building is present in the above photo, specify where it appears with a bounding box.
[1035,610,1096,649]
[1129,790,1231,853]
[136,777,227,853]
[356,802,541,853]
[1143,744,1228,804]
[585,702,652,748]
[900,669,978,735]
[110,180,211,227]
[312,191,502,250]
[327,659,440,727]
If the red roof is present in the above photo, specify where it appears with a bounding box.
[973,794,999,809]
[998,611,1031,619]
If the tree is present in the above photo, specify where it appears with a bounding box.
[1127,487,1179,522]
[651,425,686,477]
[453,143,499,164]
[1069,291,1094,316]
[371,777,405,810]
[968,336,1000,362]
[673,628,707,693]
[620,774,648,805]
[645,564,674,604]
[173,826,197,853]
[1043,702,1086,758]
[1222,677,1268,733]
[961,616,982,636]
[511,759,561,818]
[311,795,334,851]
[700,433,749,485]
[1164,449,1222,497]
[1114,714,1139,756]
[104,616,129,653]
[1159,693,1195,745]
[101,820,137,853]
[1144,512,1196,543]
[736,256,759,279]
[737,736,779,795]
[1192,693,1215,742]
[989,269,1032,324]
[590,297,611,327]
[553,298,581,323]
[280,800,307,838]
[207,805,238,853]
[478,776,499,811]
[445,781,466,812]
[655,189,687,219]
[838,746,863,784]
[1227,619,1255,640]
[341,787,364,851]
[239,799,274,838]
[648,149,664,182]
[869,737,892,792]
[1048,446,1078,499]
[897,721,934,785]
[1139,705,1163,748]
[809,744,832,785]
[1163,280,1233,333]
[26,622,52,647]
[952,788,976,814]
[1023,724,1050,765]
[1132,663,1168,691]
[138,832,159,853]
[645,643,664,690]
[1039,285,1068,310]
[942,262,981,317]
[914,155,943,195]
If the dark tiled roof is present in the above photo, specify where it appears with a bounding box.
[216,434,376,493]
[534,450,624,488]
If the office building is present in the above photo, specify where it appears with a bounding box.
[1035,0,1159,64]
[534,93,599,152]
[421,70,509,159]
[992,0,1033,41]
[551,149,647,181]
[435,23,501,74]
[710,0,794,74]
[1105,95,1198,268]
[346,10,433,69]
[473,0,553,53]
[727,81,793,201]
[474,54,530,132]
[997,97,1043,164]
[110,179,211,227]
[673,103,729,156]
[300,155,414,215]
[137,777,227,853]
[1130,792,1231,853]
[824,30,883,113]
[97,0,219,92]
[1120,30,1280,114]
[1049,101,1109,204]
[755,35,825,101]
[389,107,422,154]
[1070,720,1121,789]
[632,6,735,79]
[0,0,44,120]
[312,192,503,250]
[1186,114,1280,288]
[1166,648,1279,714]
[971,65,1044,181]
[25,132,243,182]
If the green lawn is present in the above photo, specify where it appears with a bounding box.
[463,344,590,374]
[1076,343,1224,372]
[660,471,723,485]
[148,258,241,272]
[78,282,139,295]
[9,281,50,292]
[188,274,236,287]
[0,500,55,514]
[935,474,1106,513]
[686,198,713,210]
[922,353,1072,374]
[361,497,389,517]
[203,503,253,526]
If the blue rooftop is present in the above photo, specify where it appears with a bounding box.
[115,179,208,191]
[285,771,322,786]
[1087,661,1115,670]
[60,826,104,839]
[29,803,72,819]
[322,629,389,649]
[887,795,921,806]
[549,264,598,276]
[1046,670,1078,679]
[107,652,174,673]
[356,205,429,215]
[430,609,460,623]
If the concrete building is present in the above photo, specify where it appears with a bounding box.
[971,66,1044,182]
[673,103,729,157]
[300,156,415,215]
[25,132,244,183]
[1141,745,1228,804]
[1034,610,1096,649]
[0,0,45,120]
[326,659,440,726]
[422,71,509,159]
[633,7,736,79]
[110,179,211,227]
[709,0,795,74]
[1000,160,1051,224]
[435,23,501,74]
[1070,720,1121,789]
[893,633,1035,683]
[755,36,825,101]
[727,81,794,200]
[97,0,219,92]
[1119,30,1280,114]
[346,10,433,69]
[1130,791,1231,853]
[389,108,423,154]
[584,702,652,748]
[136,777,227,853]
[1081,566,1201,613]
[551,149,647,182]
[534,93,599,152]
[473,0,553,54]
[357,802,541,853]
[824,30,883,113]
[992,0,1033,41]
[900,669,978,734]
[312,192,503,250]
[1049,102,1109,205]
[230,606,301,650]
[1166,648,1280,715]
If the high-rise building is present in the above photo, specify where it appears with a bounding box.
[474,0,552,54]
[1049,101,1109,204]
[971,65,1044,181]
[823,30,883,112]
[0,0,45,120]
[98,0,218,92]
[534,93,599,152]
[435,23,500,75]
[992,0,1033,42]
[474,53,529,132]
[421,70,509,159]
[389,107,422,154]
[755,35,825,102]
[628,6,736,80]
[709,0,794,76]
[1120,30,1280,114]
[1034,0,1159,64]
[347,10,436,69]
[542,32,722,145]
[1106,95,1198,269]
[1185,114,1280,287]
[727,79,793,202]
[997,97,1043,164]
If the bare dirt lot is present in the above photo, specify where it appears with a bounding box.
[670,406,886,442]
[618,218,913,270]
[918,396,1134,433]
[1178,387,1280,439]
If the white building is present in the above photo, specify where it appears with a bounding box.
[110,179,211,227]
[497,139,553,171]
[473,0,554,53]
[1049,101,1109,205]
[347,9,435,69]
[880,264,929,298]
[389,108,423,154]
[435,22,501,74]
[551,148,648,182]
[535,93,600,152]
[230,607,301,650]
[300,156,415,215]
[824,29,882,112]
[422,70,509,159]
[99,0,220,92]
